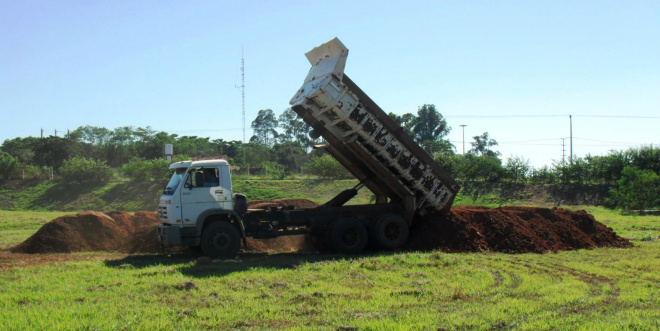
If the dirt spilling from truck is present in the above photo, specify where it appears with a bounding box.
[10,201,630,255]
[405,206,631,253]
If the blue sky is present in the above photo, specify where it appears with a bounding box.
[1,0,659,167]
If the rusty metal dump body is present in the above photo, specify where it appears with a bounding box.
[290,38,459,214]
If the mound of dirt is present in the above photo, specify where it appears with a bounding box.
[405,206,632,253]
[12,211,163,254]
[11,202,630,255]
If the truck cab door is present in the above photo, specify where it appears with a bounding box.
[180,167,228,226]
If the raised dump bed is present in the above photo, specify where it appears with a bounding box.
[290,38,459,214]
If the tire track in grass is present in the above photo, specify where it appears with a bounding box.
[509,259,620,320]
[541,262,620,312]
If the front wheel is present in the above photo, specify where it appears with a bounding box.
[200,222,241,259]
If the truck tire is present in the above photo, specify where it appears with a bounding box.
[200,222,241,259]
[330,218,368,254]
[370,213,409,249]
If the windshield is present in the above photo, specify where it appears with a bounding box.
[163,168,187,195]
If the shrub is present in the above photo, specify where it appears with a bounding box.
[0,151,18,179]
[306,155,351,179]
[122,158,172,182]
[607,166,660,211]
[59,156,113,183]
[503,156,530,183]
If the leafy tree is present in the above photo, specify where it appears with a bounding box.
[630,145,660,174]
[258,161,286,180]
[554,157,593,184]
[59,156,113,183]
[272,142,309,172]
[241,143,273,167]
[211,139,242,160]
[0,151,18,179]
[1,137,39,163]
[122,158,171,182]
[422,140,455,157]
[504,156,531,183]
[250,109,279,146]
[133,128,177,160]
[451,154,503,182]
[388,112,415,136]
[33,136,80,169]
[529,165,557,184]
[469,132,499,157]
[306,155,352,179]
[409,104,452,154]
[608,166,660,211]
[278,108,313,148]
[68,125,113,146]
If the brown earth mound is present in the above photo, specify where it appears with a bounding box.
[12,211,163,254]
[405,206,632,253]
[11,202,630,255]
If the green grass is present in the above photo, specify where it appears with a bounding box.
[0,210,70,249]
[1,207,659,330]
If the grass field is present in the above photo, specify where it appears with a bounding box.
[1,208,659,330]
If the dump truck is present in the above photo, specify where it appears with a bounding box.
[156,38,460,258]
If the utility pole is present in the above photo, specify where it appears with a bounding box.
[460,124,467,154]
[569,115,573,163]
[561,138,566,164]
[236,48,245,143]
[41,128,43,138]
[235,48,247,167]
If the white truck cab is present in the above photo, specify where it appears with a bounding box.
[157,159,246,250]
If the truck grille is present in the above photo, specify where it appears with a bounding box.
[158,206,168,220]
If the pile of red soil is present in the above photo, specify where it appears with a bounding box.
[11,199,320,255]
[405,206,632,253]
[11,202,630,255]
[12,211,163,254]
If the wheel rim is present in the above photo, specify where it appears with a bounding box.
[212,232,232,250]
[384,222,401,241]
[341,227,359,247]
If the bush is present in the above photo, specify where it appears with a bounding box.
[607,166,660,211]
[0,151,18,179]
[59,156,113,183]
[306,155,352,179]
[529,166,557,184]
[503,156,530,183]
[122,158,171,182]
[259,161,285,180]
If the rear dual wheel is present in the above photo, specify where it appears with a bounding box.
[330,218,368,254]
[370,213,409,249]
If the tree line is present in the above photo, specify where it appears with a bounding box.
[1,105,658,210]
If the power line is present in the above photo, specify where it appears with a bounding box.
[445,114,660,119]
